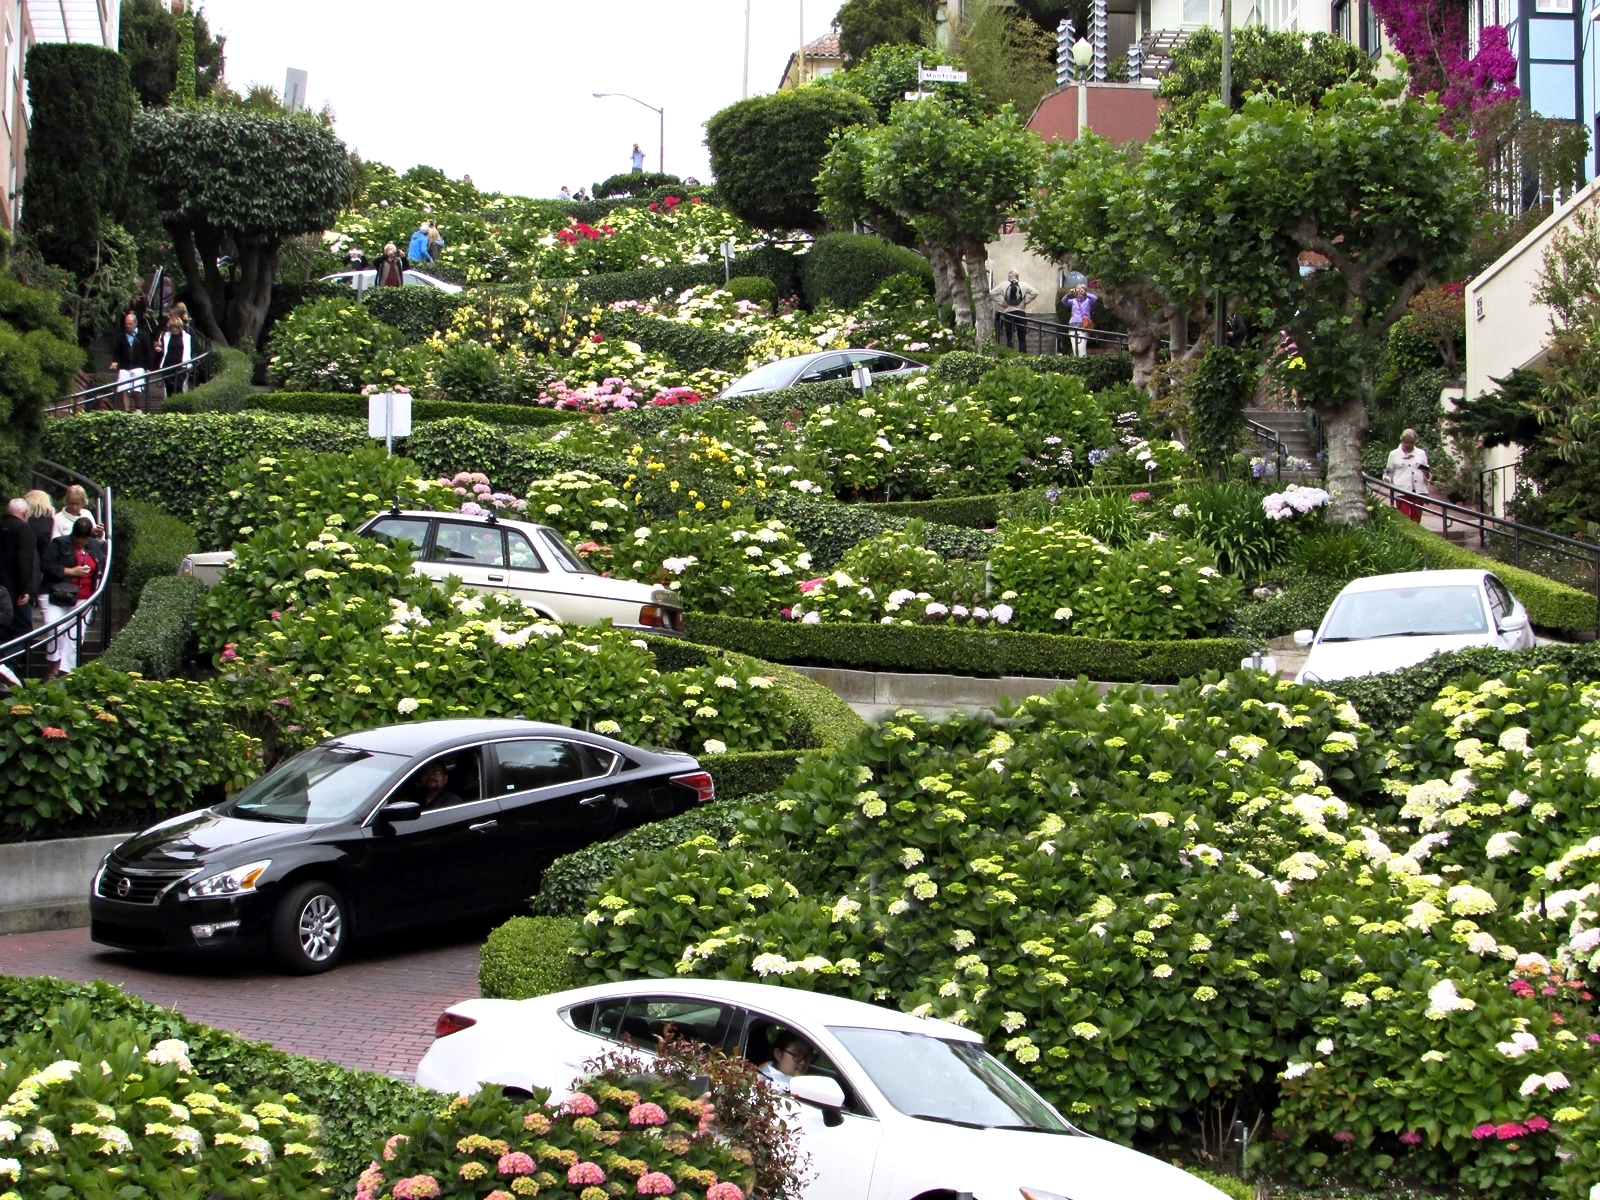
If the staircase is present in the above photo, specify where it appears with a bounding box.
[1245,409,1321,478]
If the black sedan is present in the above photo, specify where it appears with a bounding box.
[90,719,714,974]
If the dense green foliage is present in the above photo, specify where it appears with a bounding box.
[0,264,84,492]
[19,44,132,276]
[1184,346,1258,473]
[478,915,584,999]
[705,88,876,232]
[1158,27,1378,125]
[118,0,225,106]
[117,497,199,603]
[364,283,468,342]
[209,389,580,429]
[798,233,933,309]
[593,169,680,197]
[98,574,204,679]
[836,0,938,63]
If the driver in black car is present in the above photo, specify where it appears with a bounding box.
[414,762,462,810]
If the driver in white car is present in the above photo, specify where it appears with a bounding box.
[758,1031,815,1093]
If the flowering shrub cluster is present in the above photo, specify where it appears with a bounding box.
[1263,485,1332,520]
[628,513,805,620]
[785,523,997,628]
[574,664,1600,1198]
[0,1001,328,1200]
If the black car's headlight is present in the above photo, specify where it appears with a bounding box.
[185,860,271,900]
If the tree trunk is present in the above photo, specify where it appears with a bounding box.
[935,246,975,332]
[963,240,995,350]
[1168,305,1189,363]
[921,241,958,311]
[172,225,228,345]
[1315,397,1369,524]
[226,235,279,349]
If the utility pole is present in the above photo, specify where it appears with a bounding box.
[743,0,752,98]
[798,0,806,85]
[1215,0,1232,348]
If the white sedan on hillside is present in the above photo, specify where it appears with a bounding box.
[416,978,1228,1200]
[180,509,682,634]
[1294,568,1535,684]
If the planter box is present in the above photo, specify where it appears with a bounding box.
[0,833,125,934]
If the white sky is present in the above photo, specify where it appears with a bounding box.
[199,0,844,198]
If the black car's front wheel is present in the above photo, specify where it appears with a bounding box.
[272,881,348,974]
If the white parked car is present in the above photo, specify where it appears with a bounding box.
[180,510,682,634]
[1294,568,1534,684]
[416,978,1228,1200]
[721,349,927,398]
[320,268,464,295]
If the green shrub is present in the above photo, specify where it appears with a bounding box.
[968,363,1113,486]
[726,273,777,310]
[683,612,1248,682]
[933,349,1135,392]
[226,389,580,429]
[0,997,330,1199]
[629,511,803,619]
[1188,1170,1254,1200]
[265,294,406,392]
[566,245,800,308]
[1287,522,1425,579]
[0,974,438,1186]
[0,663,256,838]
[174,344,255,411]
[597,307,754,371]
[430,336,505,401]
[799,232,933,309]
[1226,575,1347,650]
[0,269,84,493]
[98,574,204,678]
[665,656,798,754]
[1169,479,1297,582]
[364,283,467,341]
[42,411,367,521]
[116,498,198,603]
[1182,345,1257,471]
[594,169,680,197]
[863,492,1005,529]
[533,801,746,917]
[478,915,584,998]
[1389,519,1598,633]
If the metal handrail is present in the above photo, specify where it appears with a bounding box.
[1244,418,1290,478]
[45,349,216,417]
[0,461,115,676]
[1365,472,1600,635]
[998,311,1130,356]
[1479,459,1523,518]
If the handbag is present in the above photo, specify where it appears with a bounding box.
[1079,317,1095,330]
[49,581,79,607]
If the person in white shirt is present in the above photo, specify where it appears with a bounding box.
[1383,428,1431,521]
[989,270,1039,352]
[757,1031,815,1092]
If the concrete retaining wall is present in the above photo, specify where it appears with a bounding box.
[0,833,124,934]
[789,666,1172,722]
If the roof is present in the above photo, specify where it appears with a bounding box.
[802,31,843,59]
[26,0,119,47]
[336,718,566,754]
[1339,569,1494,594]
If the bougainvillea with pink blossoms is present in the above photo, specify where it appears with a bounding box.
[1367,0,1517,118]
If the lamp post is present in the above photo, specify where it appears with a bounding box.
[1072,37,1093,138]
[743,0,752,98]
[1215,0,1233,347]
[593,92,664,174]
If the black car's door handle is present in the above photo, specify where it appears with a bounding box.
[469,819,498,832]
[578,795,614,808]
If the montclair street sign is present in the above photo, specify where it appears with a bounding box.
[905,63,969,99]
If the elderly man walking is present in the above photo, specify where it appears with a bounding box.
[1383,428,1431,521]
[990,270,1037,352]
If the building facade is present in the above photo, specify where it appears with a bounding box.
[778,31,844,90]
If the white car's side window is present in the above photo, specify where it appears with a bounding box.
[507,531,547,572]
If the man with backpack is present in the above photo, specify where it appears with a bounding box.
[990,270,1038,352]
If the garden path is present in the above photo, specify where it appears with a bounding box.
[0,921,487,1078]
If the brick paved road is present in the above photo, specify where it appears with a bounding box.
[0,921,490,1078]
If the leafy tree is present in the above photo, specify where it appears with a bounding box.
[119,0,225,107]
[819,96,1041,344]
[1533,204,1600,334]
[705,89,874,232]
[0,237,85,491]
[1157,27,1375,126]
[1184,346,1258,474]
[132,109,355,348]
[818,42,982,121]
[945,0,1057,117]
[19,45,132,278]
[836,0,938,64]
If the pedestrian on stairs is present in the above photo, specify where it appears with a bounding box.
[1383,429,1431,522]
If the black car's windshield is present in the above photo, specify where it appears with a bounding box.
[1321,584,1488,641]
[223,746,405,824]
[829,1027,1077,1133]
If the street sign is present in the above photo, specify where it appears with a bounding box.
[919,66,968,83]
[851,365,873,391]
[368,391,412,455]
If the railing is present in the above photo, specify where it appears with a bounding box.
[1365,472,1600,635]
[1478,459,1522,518]
[0,461,115,679]
[45,350,217,417]
[997,312,1130,356]
[1245,419,1290,479]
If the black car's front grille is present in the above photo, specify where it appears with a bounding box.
[97,865,193,905]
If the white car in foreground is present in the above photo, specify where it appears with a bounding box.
[416,978,1227,1200]
[180,509,682,634]
[1294,568,1534,684]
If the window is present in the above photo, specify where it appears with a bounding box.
[1487,577,1516,623]
[587,995,738,1053]
[1527,17,1573,56]
[398,749,483,810]
[3,24,13,131]
[849,351,908,373]
[223,746,407,825]
[507,531,546,571]
[1181,0,1210,23]
[743,1016,872,1116]
[364,517,431,558]
[1534,0,1572,12]
[433,523,504,567]
[797,354,851,383]
[540,530,595,574]
[1528,62,1576,119]
[1320,585,1489,640]
[726,358,800,395]
[493,740,603,794]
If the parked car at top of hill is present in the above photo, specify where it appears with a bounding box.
[180,508,683,634]
[1294,568,1535,684]
[90,719,715,974]
[320,268,464,295]
[720,348,927,397]
[418,978,1229,1200]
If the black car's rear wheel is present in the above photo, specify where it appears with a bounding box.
[272,881,348,974]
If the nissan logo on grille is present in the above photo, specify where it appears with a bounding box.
[115,876,131,897]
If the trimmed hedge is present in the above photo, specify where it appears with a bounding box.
[364,284,467,342]
[799,233,932,309]
[865,492,1005,529]
[753,491,995,570]
[477,915,583,998]
[0,974,437,1187]
[565,244,801,307]
[531,801,745,919]
[117,497,198,604]
[594,170,680,198]
[597,308,753,372]
[933,348,1135,393]
[235,390,580,429]
[98,574,204,678]
[1227,575,1346,651]
[1390,519,1598,634]
[682,612,1249,683]
[174,345,254,411]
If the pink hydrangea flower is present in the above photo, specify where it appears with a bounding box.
[628,1102,668,1127]
[1495,1122,1527,1140]
[1332,1131,1355,1144]
[1524,1115,1551,1132]
[1398,1130,1422,1145]
[637,1172,676,1195]
[706,1184,746,1200]
[391,1177,440,1200]
[497,1151,537,1176]
[486,1192,515,1200]
[382,1134,409,1161]
[357,1162,384,1193]
[1470,1123,1497,1140]
[523,1112,551,1134]
[565,1092,599,1116]
[568,1161,607,1185]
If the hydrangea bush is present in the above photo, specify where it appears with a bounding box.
[575,665,1600,1198]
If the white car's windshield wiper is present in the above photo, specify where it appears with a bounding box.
[906,1113,990,1129]
[1322,630,1467,642]
[990,1123,1077,1135]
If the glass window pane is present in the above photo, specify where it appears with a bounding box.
[1534,0,1572,13]
[541,530,595,574]
[1182,0,1210,22]
[494,739,593,793]
[726,359,799,394]
[798,354,851,383]
[365,517,431,559]
[1528,62,1576,118]
[507,531,546,571]
[1321,585,1489,640]
[399,750,483,810]
[1527,18,1573,58]
[433,523,505,567]
[628,997,736,1052]
[224,746,406,824]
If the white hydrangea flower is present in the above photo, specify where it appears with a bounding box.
[1424,979,1475,1018]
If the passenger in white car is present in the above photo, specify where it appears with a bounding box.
[758,1031,815,1093]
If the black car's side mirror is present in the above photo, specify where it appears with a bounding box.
[381,800,422,823]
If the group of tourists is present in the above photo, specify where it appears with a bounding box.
[989,270,1098,357]
[108,299,200,412]
[0,485,105,688]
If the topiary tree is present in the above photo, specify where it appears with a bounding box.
[19,44,133,277]
[705,89,875,233]
[132,109,356,348]
[836,0,939,64]
[593,170,678,198]
[799,232,933,309]
[1183,345,1257,476]
[119,0,225,107]
[0,240,85,492]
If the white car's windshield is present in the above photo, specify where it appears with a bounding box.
[1321,584,1489,641]
[725,359,800,394]
[223,746,405,824]
[829,1027,1077,1133]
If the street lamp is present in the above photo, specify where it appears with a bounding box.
[593,92,665,175]
[1072,37,1093,138]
